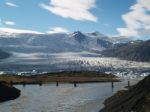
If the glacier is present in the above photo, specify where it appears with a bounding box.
[0,31,149,76]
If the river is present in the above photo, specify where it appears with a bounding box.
[0,79,140,112]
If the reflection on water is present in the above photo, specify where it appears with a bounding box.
[0,79,140,112]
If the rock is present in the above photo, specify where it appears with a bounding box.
[0,82,20,102]
[101,40,150,62]
[100,76,150,112]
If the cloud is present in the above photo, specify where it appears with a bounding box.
[0,27,43,34]
[40,0,97,22]
[4,21,16,26]
[47,27,69,34]
[117,0,150,37]
[5,2,18,7]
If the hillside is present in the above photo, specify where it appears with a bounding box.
[0,50,11,59]
[0,31,114,53]
[0,31,119,65]
[0,82,20,102]
[100,75,150,112]
[102,40,150,62]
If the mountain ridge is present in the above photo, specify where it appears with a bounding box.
[102,39,150,62]
[0,31,120,53]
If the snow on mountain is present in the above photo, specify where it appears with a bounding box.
[0,31,143,67]
[111,36,131,43]
[0,31,115,53]
[0,31,149,74]
[69,31,114,51]
[0,31,112,65]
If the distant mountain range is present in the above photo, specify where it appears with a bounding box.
[0,31,128,54]
[0,30,149,64]
[0,31,150,73]
[0,50,10,60]
[102,40,150,62]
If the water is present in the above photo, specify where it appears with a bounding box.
[0,79,140,112]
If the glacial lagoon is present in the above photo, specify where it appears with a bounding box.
[0,79,140,112]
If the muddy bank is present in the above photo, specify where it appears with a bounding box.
[0,71,119,84]
[0,82,20,102]
[100,75,150,112]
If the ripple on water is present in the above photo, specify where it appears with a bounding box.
[0,79,140,112]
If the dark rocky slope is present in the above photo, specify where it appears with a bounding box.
[0,82,20,102]
[102,40,150,62]
[100,75,150,112]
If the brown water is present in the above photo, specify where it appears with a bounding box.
[0,79,140,112]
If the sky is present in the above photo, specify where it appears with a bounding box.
[0,0,150,39]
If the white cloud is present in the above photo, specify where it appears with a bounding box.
[5,2,18,7]
[40,0,97,22]
[47,27,69,34]
[4,21,16,26]
[117,0,150,37]
[0,27,43,34]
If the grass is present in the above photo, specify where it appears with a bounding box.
[0,71,119,84]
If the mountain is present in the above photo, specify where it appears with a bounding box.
[71,31,87,43]
[71,31,114,50]
[97,39,113,48]
[111,36,131,43]
[0,30,135,67]
[0,31,149,73]
[0,31,113,65]
[0,31,115,54]
[102,39,150,62]
[0,50,11,60]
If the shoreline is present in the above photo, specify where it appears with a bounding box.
[0,71,119,85]
[99,76,150,112]
[0,82,20,103]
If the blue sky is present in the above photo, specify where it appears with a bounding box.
[0,0,150,39]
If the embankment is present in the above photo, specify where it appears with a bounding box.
[100,75,150,112]
[0,82,20,102]
[0,71,119,84]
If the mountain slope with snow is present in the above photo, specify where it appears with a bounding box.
[0,50,11,60]
[0,31,116,54]
[102,39,150,62]
[0,31,149,74]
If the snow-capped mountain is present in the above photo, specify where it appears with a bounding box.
[0,30,132,65]
[102,39,150,62]
[0,31,116,54]
[111,36,131,43]
[0,31,149,74]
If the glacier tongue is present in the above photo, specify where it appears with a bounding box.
[0,31,147,75]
